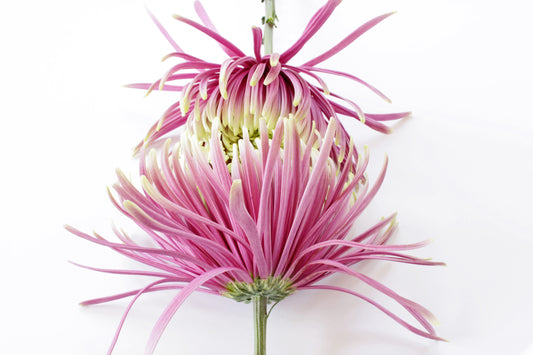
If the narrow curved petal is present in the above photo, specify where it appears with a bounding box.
[303,12,395,67]
[280,0,342,63]
[145,6,183,53]
[145,267,240,354]
[301,285,444,341]
[173,14,246,57]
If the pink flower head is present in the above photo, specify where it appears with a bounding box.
[130,0,410,158]
[67,116,443,353]
[68,1,443,353]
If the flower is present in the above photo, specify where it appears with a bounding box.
[68,1,444,353]
[129,0,410,159]
[67,116,443,354]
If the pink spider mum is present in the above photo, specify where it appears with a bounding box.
[68,1,444,353]
[67,117,443,354]
[130,0,410,159]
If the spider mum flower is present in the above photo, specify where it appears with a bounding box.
[130,0,410,159]
[67,117,443,353]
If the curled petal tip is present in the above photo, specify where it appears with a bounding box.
[140,175,151,189]
[122,200,136,211]
[269,53,280,67]
[64,224,78,233]
[156,117,164,131]
[230,179,243,192]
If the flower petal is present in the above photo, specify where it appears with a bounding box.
[303,12,395,67]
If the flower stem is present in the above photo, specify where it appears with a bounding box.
[253,295,268,355]
[263,0,276,55]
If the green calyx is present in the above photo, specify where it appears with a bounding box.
[224,277,294,303]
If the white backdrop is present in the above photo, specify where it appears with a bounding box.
[1,0,532,354]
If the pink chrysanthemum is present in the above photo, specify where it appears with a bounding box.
[130,0,410,158]
[68,1,444,353]
[67,116,443,354]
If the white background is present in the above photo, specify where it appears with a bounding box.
[1,0,532,354]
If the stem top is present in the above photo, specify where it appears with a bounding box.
[263,0,276,55]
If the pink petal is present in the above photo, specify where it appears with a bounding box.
[303,12,395,67]
[145,267,240,354]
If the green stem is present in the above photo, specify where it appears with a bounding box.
[253,295,268,355]
[263,0,276,55]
